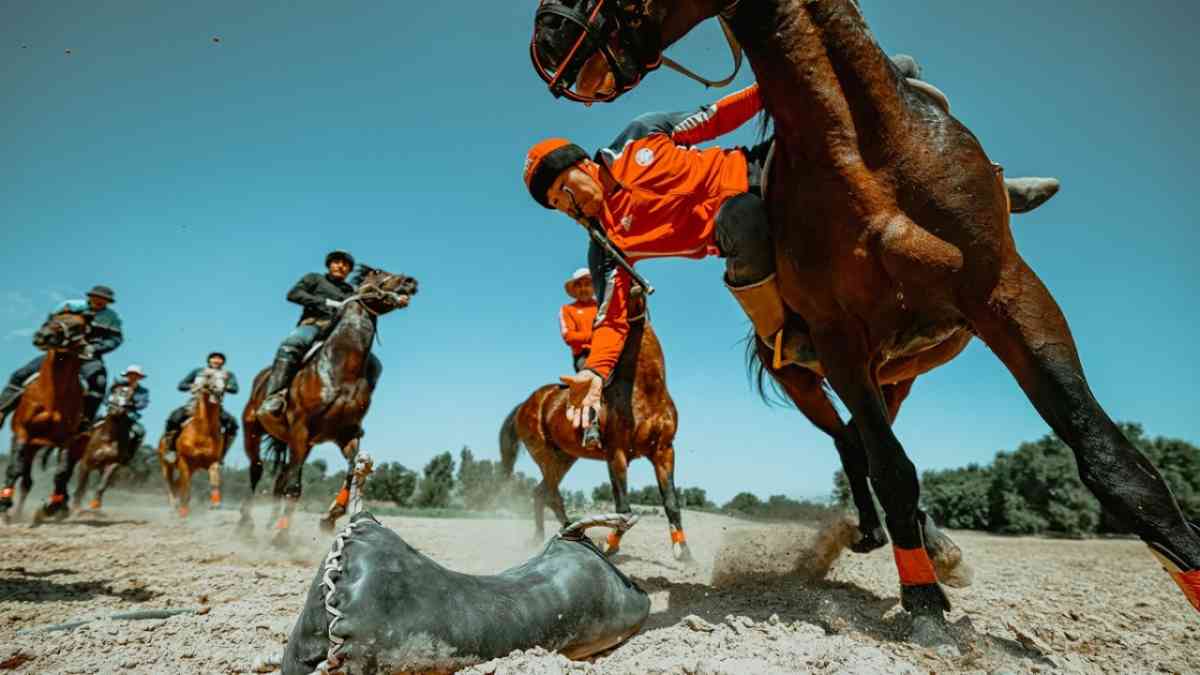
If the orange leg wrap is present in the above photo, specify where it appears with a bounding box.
[335,487,350,509]
[210,489,221,506]
[48,494,66,505]
[89,498,102,510]
[671,529,687,545]
[1152,547,1200,612]
[893,546,938,586]
[179,506,190,518]
[1,487,15,499]
[606,532,622,551]
[276,516,290,531]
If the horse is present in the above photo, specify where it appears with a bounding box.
[240,266,417,544]
[529,0,1200,638]
[0,312,91,524]
[74,381,138,511]
[159,368,230,517]
[500,293,693,561]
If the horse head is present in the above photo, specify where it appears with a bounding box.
[191,367,230,405]
[32,312,91,355]
[104,384,135,418]
[350,265,419,317]
[530,0,718,102]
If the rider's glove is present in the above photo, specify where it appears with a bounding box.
[324,298,345,309]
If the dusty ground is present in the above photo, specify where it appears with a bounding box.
[1,494,1196,675]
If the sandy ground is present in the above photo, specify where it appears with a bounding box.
[1,495,1197,675]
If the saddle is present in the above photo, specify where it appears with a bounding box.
[283,512,649,674]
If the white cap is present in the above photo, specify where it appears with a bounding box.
[123,364,146,377]
[570,267,590,281]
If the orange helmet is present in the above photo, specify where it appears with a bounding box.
[524,138,588,209]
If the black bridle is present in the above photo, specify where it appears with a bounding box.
[530,0,663,103]
[530,0,743,104]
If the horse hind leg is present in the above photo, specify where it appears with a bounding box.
[237,425,267,534]
[320,438,359,533]
[651,445,693,563]
[94,463,119,510]
[965,256,1200,612]
[604,450,632,556]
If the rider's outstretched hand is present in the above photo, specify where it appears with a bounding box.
[560,370,602,430]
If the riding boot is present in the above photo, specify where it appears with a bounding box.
[726,275,816,369]
[1005,177,1061,213]
[78,394,103,433]
[0,383,24,429]
[258,355,299,417]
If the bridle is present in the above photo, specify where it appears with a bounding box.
[530,0,742,104]
[35,314,91,354]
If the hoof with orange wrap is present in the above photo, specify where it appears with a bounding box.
[670,528,694,563]
[179,506,190,519]
[210,489,221,508]
[604,531,622,556]
[89,498,102,510]
[1151,543,1200,613]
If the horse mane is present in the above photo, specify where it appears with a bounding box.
[351,265,380,287]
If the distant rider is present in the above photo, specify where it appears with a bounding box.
[560,268,597,372]
[161,352,239,462]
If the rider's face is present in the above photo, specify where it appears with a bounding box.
[547,164,603,220]
[126,374,142,386]
[570,277,595,301]
[327,259,351,280]
[208,356,225,369]
[87,295,110,311]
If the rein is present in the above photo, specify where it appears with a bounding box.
[660,16,742,89]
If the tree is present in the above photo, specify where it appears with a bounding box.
[457,446,500,511]
[680,487,710,509]
[988,435,1100,536]
[365,462,417,507]
[592,483,614,504]
[415,451,455,508]
[920,464,992,530]
[832,470,852,508]
[722,491,763,513]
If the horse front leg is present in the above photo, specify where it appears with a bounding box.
[207,462,222,509]
[811,320,952,647]
[175,460,194,518]
[159,439,178,510]
[74,462,93,511]
[271,427,309,548]
[237,423,266,534]
[0,437,30,521]
[320,437,359,533]
[36,439,84,525]
[603,450,631,556]
[94,463,120,510]
[965,255,1200,613]
[651,445,692,563]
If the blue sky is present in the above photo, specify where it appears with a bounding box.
[2,2,1197,504]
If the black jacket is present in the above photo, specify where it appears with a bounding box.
[286,273,356,326]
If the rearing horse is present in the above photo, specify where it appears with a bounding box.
[241,266,417,544]
[530,0,1200,636]
[501,293,693,561]
[0,312,91,523]
[160,368,230,517]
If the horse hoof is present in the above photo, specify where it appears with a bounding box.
[318,517,337,534]
[271,530,291,549]
[923,517,973,588]
[673,542,696,564]
[851,525,889,554]
[88,499,102,511]
[910,613,957,653]
[179,507,190,519]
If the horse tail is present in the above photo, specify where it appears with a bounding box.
[744,328,832,407]
[499,404,523,477]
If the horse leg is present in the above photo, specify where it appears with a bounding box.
[176,460,193,518]
[532,481,549,542]
[604,450,632,556]
[320,437,359,533]
[651,445,693,563]
[207,462,222,509]
[35,440,83,525]
[75,463,92,511]
[811,321,951,643]
[761,352,886,553]
[159,442,178,510]
[964,255,1200,612]
[238,423,265,533]
[544,452,577,530]
[271,428,309,547]
[1,438,30,522]
[95,463,119,510]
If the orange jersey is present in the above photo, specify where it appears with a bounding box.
[560,299,597,356]
[583,84,763,378]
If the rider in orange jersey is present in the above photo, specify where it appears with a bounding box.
[560,268,597,373]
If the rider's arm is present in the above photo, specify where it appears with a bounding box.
[597,83,762,163]
[560,306,590,352]
[89,322,123,355]
[582,241,631,380]
[224,371,239,395]
[669,83,762,146]
[177,369,198,392]
[286,273,326,310]
[133,388,149,410]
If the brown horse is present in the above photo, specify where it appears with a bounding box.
[159,368,230,517]
[500,294,692,561]
[240,266,417,544]
[74,382,139,511]
[0,312,91,523]
[530,0,1200,636]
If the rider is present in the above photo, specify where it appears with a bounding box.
[0,285,123,430]
[523,81,1060,423]
[161,352,239,460]
[560,268,597,372]
[107,364,150,452]
[257,250,383,417]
